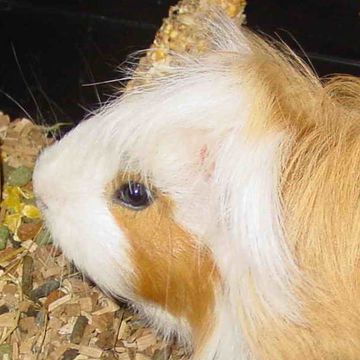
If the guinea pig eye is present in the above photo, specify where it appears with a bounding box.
[113,182,153,210]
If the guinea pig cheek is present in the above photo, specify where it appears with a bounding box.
[108,182,220,347]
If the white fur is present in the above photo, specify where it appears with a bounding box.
[33,12,300,359]
[214,132,300,321]
[134,301,192,349]
[33,127,134,299]
[196,297,253,360]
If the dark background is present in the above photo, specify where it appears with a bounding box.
[0,0,359,127]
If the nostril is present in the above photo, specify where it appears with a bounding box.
[36,197,48,211]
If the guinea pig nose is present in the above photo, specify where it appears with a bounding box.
[36,197,48,211]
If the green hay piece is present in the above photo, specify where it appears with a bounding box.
[0,344,12,359]
[8,166,32,186]
[0,226,10,250]
[35,228,53,246]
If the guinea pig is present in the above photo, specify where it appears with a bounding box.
[33,10,360,360]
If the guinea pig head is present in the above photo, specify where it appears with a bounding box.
[31,31,254,351]
[33,12,322,358]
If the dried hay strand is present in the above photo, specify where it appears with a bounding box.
[0,1,246,359]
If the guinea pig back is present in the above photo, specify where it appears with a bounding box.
[33,11,360,360]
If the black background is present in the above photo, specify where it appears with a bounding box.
[0,0,359,126]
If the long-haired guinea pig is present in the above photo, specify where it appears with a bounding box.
[33,10,360,360]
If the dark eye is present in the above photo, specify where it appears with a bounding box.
[113,182,153,210]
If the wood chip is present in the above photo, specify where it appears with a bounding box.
[44,290,67,309]
[22,255,34,296]
[79,297,93,313]
[47,293,71,312]
[91,313,113,332]
[77,345,103,358]
[116,353,131,360]
[70,316,89,345]
[92,299,119,316]
[152,348,171,360]
[64,303,81,317]
[30,279,60,300]
[136,330,157,351]
[96,329,116,350]
[18,223,42,242]
[19,335,35,354]
[0,304,10,315]
[0,312,18,328]
[135,354,151,360]
[18,316,38,336]
[35,308,47,327]
[61,348,80,360]
[12,341,19,360]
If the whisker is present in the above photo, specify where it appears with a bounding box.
[77,103,98,118]
[274,29,317,77]
[0,88,32,120]
[80,53,102,106]
[82,78,124,87]
[11,44,44,120]
[31,71,58,124]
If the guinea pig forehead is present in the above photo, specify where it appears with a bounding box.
[128,128,209,166]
